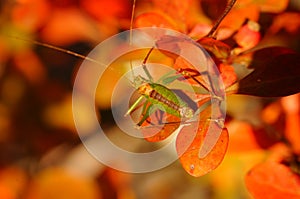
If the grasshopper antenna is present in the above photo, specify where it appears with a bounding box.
[130,0,136,46]
[8,35,137,87]
[129,0,137,86]
[8,35,105,67]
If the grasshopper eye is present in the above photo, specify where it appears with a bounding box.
[179,107,194,119]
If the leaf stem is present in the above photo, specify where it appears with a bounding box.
[206,0,237,38]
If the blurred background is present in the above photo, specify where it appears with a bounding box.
[0,0,299,198]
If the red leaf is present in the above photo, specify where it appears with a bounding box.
[237,47,300,97]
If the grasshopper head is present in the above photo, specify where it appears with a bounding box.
[179,107,194,119]
[137,83,152,96]
[132,75,148,88]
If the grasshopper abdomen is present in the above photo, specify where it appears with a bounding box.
[138,83,194,120]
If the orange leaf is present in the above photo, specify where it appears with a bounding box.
[234,20,261,52]
[151,0,211,31]
[13,50,46,84]
[152,0,190,21]
[134,12,179,31]
[177,123,228,177]
[0,37,11,63]
[26,167,101,199]
[188,23,212,39]
[219,4,260,33]
[227,121,262,153]
[11,0,50,32]
[172,56,210,92]
[227,120,280,153]
[80,0,131,21]
[219,63,237,88]
[140,103,181,142]
[105,169,134,199]
[245,162,300,199]
[251,0,289,13]
[151,0,190,30]
[267,143,291,164]
[155,35,183,59]
[81,0,131,34]
[176,106,229,177]
[268,12,300,35]
[197,37,231,59]
[0,167,27,199]
[282,94,300,155]
[39,7,100,45]
[261,101,282,124]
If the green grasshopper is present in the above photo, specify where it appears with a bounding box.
[124,47,203,127]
